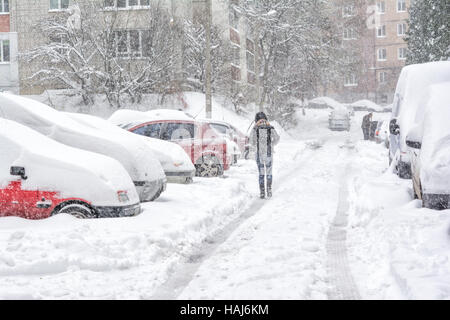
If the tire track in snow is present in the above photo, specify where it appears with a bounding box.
[326,157,361,300]
[150,142,314,300]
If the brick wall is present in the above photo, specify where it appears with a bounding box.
[0,14,9,32]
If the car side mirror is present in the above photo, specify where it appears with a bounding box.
[389,119,400,135]
[10,166,28,180]
[406,140,422,149]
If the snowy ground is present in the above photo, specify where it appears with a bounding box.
[0,108,449,300]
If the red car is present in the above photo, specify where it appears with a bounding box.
[110,110,232,177]
[200,119,250,161]
[0,119,141,220]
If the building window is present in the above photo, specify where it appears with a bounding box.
[376,25,386,37]
[379,71,387,83]
[246,51,255,73]
[397,0,406,12]
[377,1,385,14]
[377,48,387,61]
[397,23,406,36]
[344,74,357,87]
[50,0,69,10]
[229,7,239,30]
[0,0,9,13]
[114,30,151,58]
[0,39,10,63]
[398,47,407,60]
[231,65,241,82]
[104,0,150,9]
[342,4,355,17]
[231,44,240,67]
[343,28,356,40]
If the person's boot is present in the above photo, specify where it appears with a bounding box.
[260,187,265,199]
[259,175,265,199]
[267,178,273,198]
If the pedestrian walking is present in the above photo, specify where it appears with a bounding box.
[249,112,280,199]
[361,112,373,140]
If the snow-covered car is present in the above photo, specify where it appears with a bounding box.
[406,82,450,210]
[109,109,233,177]
[0,93,166,202]
[66,112,195,184]
[0,118,141,219]
[201,119,250,160]
[389,61,450,179]
[328,108,350,131]
[374,121,389,148]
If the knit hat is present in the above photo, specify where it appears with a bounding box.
[255,112,268,122]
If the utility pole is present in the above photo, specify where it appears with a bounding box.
[205,0,212,118]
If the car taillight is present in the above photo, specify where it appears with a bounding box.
[376,131,379,136]
[117,191,130,203]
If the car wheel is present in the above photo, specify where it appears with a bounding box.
[196,155,222,177]
[148,186,163,201]
[55,203,96,219]
[397,161,412,179]
[185,177,194,184]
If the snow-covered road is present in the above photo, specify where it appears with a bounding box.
[0,109,449,300]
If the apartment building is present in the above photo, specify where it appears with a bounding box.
[7,0,256,97]
[0,0,19,93]
[334,0,410,104]
[373,0,410,104]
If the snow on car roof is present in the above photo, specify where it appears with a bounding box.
[309,96,344,110]
[109,109,193,127]
[394,61,450,150]
[416,82,450,192]
[350,99,382,112]
[0,93,163,183]
[0,118,134,198]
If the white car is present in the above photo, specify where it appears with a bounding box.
[328,108,350,131]
[0,118,140,219]
[0,93,166,202]
[67,112,195,184]
[374,121,389,148]
[389,61,450,178]
[406,82,450,210]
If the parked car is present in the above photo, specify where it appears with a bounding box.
[374,121,389,148]
[328,108,350,131]
[109,109,232,177]
[389,61,450,179]
[406,82,450,210]
[369,121,379,141]
[0,93,166,202]
[0,119,141,219]
[199,119,243,164]
[67,112,195,184]
[201,119,250,160]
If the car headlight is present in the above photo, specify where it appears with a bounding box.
[117,190,130,203]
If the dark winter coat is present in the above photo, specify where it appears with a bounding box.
[361,114,372,129]
[249,119,280,162]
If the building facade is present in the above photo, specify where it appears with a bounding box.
[0,0,19,93]
[333,0,411,105]
[8,0,256,98]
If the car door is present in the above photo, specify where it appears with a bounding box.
[162,122,197,163]
[0,141,27,217]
